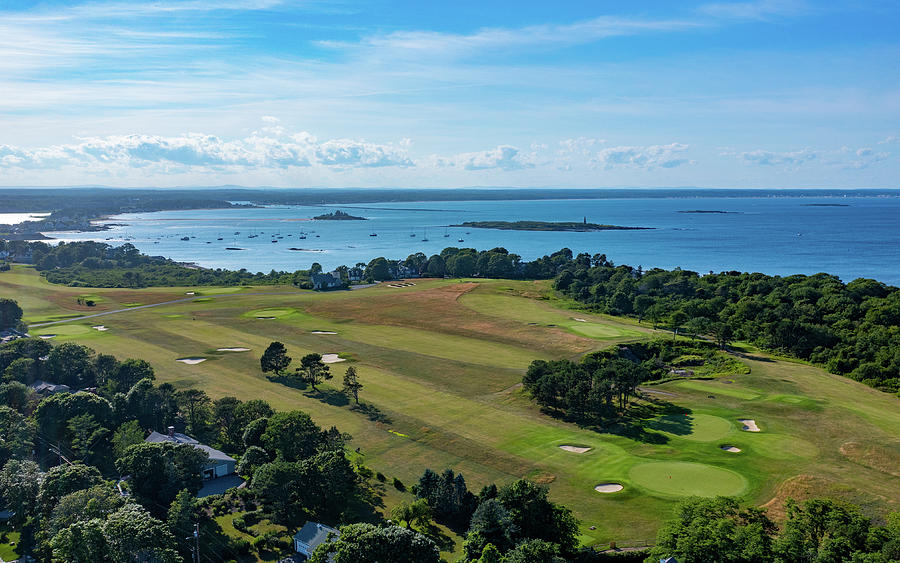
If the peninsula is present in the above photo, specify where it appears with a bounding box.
[453,220,652,231]
[313,210,367,220]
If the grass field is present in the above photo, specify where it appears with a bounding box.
[3,266,899,557]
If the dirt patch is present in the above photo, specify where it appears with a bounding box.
[530,472,556,484]
[840,441,900,477]
[559,445,591,453]
[762,475,835,521]
[594,483,624,493]
[738,419,760,432]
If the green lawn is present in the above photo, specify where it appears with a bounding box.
[2,267,898,552]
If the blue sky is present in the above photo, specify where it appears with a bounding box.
[0,0,898,188]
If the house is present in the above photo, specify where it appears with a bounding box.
[347,267,364,283]
[0,328,27,344]
[294,521,339,560]
[29,380,72,394]
[311,271,343,290]
[145,427,236,480]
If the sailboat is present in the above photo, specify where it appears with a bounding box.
[421,228,429,242]
[443,227,450,237]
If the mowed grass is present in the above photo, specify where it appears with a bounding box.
[2,267,899,553]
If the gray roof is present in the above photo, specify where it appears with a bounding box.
[145,430,234,463]
[294,520,339,547]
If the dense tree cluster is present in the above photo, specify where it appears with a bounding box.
[650,496,900,563]
[552,255,900,393]
[524,340,747,422]
[0,309,369,562]
[2,240,306,287]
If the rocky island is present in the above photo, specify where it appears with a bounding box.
[313,210,367,220]
[452,220,652,231]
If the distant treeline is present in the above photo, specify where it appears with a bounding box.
[553,254,900,393]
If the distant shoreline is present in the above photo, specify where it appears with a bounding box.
[452,220,652,232]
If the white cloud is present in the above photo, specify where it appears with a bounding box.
[0,130,415,172]
[592,143,692,170]
[434,145,532,171]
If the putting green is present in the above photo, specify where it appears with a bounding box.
[245,307,296,319]
[629,461,748,497]
[36,324,95,338]
[648,413,733,442]
[748,434,818,459]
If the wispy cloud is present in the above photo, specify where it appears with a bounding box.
[737,148,818,166]
[699,0,809,21]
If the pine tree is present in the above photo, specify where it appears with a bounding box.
[342,366,363,404]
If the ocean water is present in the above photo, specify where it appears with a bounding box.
[48,193,900,285]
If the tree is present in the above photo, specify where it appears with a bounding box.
[103,504,180,563]
[110,358,154,393]
[261,410,325,461]
[3,357,37,384]
[297,353,332,390]
[213,396,243,450]
[651,496,776,563]
[310,523,440,563]
[775,498,873,563]
[45,342,97,388]
[39,463,104,516]
[175,388,211,438]
[463,499,516,557]
[365,257,391,281]
[48,484,125,536]
[0,298,23,330]
[167,489,197,561]
[115,442,207,517]
[236,445,269,479]
[712,322,734,350]
[111,420,145,459]
[342,366,363,404]
[392,499,431,530]
[260,341,292,376]
[50,518,110,563]
[495,479,579,554]
[0,406,33,466]
[242,417,269,449]
[670,310,689,340]
[503,539,567,563]
[0,459,42,524]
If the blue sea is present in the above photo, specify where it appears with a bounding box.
[48,190,900,285]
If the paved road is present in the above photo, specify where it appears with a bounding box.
[29,284,378,328]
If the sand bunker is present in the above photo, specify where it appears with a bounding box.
[311,331,337,335]
[39,334,56,339]
[321,354,346,364]
[721,445,742,453]
[573,318,588,322]
[387,282,416,288]
[176,357,207,364]
[256,316,276,320]
[738,419,761,432]
[217,347,249,352]
[185,291,195,295]
[92,325,108,331]
[559,445,591,454]
[594,483,624,493]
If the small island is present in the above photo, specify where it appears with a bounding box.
[678,210,740,214]
[452,220,652,231]
[313,210,367,220]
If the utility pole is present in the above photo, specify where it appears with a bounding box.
[194,521,200,563]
